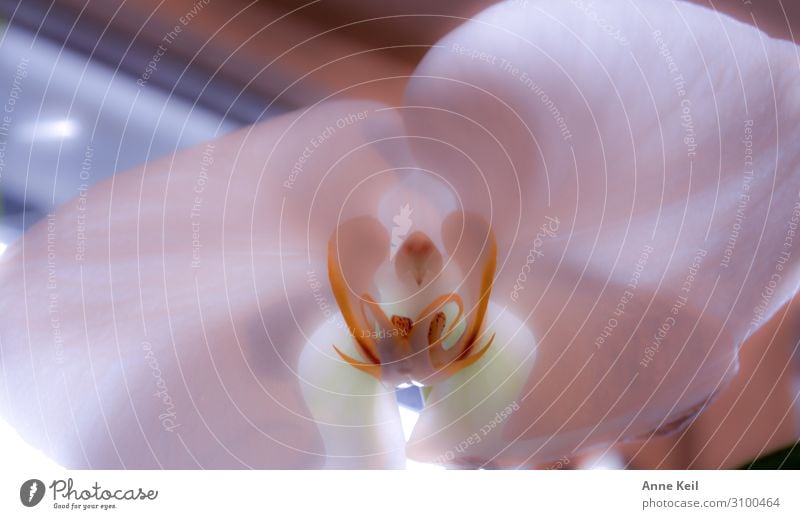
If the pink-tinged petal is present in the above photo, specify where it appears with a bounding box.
[403,0,800,464]
[0,100,409,468]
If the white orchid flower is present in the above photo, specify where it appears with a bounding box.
[1,0,799,469]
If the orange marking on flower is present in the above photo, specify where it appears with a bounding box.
[416,293,465,351]
[391,315,413,337]
[328,240,380,365]
[428,311,446,344]
[436,333,496,379]
[332,345,382,380]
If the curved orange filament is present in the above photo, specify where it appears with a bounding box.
[436,332,496,380]
[331,288,494,383]
[416,293,464,340]
[459,235,497,359]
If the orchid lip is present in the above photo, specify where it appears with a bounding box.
[328,216,498,387]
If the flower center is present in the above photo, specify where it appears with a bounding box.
[327,214,497,387]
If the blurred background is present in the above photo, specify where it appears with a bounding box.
[2,0,799,252]
[0,0,798,469]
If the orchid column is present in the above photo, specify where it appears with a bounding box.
[1,0,799,470]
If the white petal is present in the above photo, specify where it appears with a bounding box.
[299,320,406,468]
[404,0,800,463]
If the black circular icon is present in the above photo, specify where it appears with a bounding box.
[20,479,45,507]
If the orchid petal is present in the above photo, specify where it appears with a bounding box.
[403,0,800,464]
[0,100,410,468]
